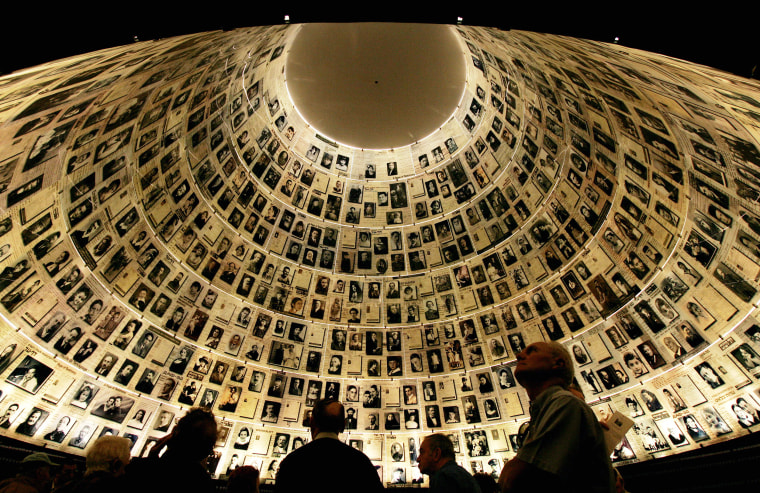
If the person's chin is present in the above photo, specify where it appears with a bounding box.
[513,367,528,385]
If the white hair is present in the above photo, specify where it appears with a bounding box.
[547,341,575,388]
[86,436,131,474]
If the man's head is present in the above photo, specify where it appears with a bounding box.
[168,408,217,461]
[85,436,131,476]
[19,453,58,488]
[514,342,574,394]
[749,329,760,345]
[310,398,345,438]
[346,385,358,401]
[4,403,19,419]
[418,434,455,475]
[228,465,259,493]
[737,397,755,416]
[23,408,40,426]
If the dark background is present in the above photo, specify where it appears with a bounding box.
[2,3,757,78]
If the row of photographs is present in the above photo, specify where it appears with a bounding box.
[1,320,759,422]
[1,313,757,440]
[5,193,745,344]
[1,320,760,483]
[14,242,734,386]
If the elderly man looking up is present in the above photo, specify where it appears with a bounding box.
[498,341,615,493]
[418,433,481,493]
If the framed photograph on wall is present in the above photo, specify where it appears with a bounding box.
[6,355,53,394]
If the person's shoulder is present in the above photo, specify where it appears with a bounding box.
[0,477,39,493]
[134,456,212,492]
[542,386,580,404]
[321,438,376,466]
[278,440,310,466]
[66,471,124,493]
[278,437,333,465]
[279,439,378,479]
[554,389,594,411]
[437,460,477,482]
[124,457,162,480]
[309,437,363,454]
[538,387,594,417]
[126,456,157,469]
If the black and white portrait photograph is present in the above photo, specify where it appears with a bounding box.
[15,407,49,437]
[90,393,135,423]
[6,355,53,394]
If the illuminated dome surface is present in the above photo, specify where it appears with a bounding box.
[0,21,760,482]
[286,23,466,149]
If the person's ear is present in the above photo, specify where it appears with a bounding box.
[432,447,442,461]
[110,458,125,474]
[553,356,565,371]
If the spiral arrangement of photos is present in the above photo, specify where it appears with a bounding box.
[0,22,759,484]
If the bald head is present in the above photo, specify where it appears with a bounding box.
[514,341,575,398]
[311,398,345,436]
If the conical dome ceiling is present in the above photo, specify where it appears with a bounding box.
[0,21,759,482]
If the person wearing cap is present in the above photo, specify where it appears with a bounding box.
[0,452,58,493]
